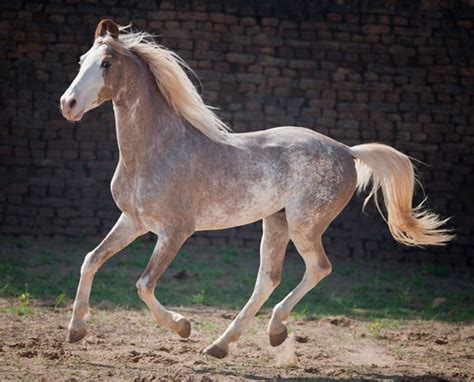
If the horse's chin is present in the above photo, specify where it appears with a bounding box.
[63,109,85,122]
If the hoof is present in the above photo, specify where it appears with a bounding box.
[176,318,191,339]
[203,344,228,359]
[67,324,87,343]
[269,326,288,347]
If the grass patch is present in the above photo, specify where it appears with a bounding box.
[3,305,33,316]
[367,319,400,338]
[0,285,34,316]
[0,235,472,322]
[195,322,221,333]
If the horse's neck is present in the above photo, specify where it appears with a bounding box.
[112,68,187,170]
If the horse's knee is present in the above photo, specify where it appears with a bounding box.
[80,251,97,276]
[136,276,152,298]
[80,248,113,277]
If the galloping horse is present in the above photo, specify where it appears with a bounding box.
[60,20,453,358]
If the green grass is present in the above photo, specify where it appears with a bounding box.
[0,284,33,316]
[0,235,473,322]
[367,319,400,338]
[195,321,222,334]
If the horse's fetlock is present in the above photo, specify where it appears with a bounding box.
[272,303,285,321]
[73,301,89,317]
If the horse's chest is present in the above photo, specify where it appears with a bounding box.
[110,162,156,215]
[110,169,134,213]
[110,165,179,219]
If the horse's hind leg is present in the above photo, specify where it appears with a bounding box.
[204,211,289,358]
[267,225,331,347]
[68,213,145,343]
[136,227,193,338]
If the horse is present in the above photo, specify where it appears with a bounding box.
[59,19,454,358]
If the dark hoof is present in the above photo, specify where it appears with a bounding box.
[176,318,191,338]
[269,326,288,347]
[203,344,228,359]
[67,325,87,343]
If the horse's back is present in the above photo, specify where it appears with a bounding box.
[235,126,355,184]
[235,126,357,227]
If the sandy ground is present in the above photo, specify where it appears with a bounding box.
[0,299,472,381]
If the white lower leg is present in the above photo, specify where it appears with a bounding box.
[268,258,331,338]
[135,227,193,339]
[67,255,100,342]
[204,212,288,358]
[67,214,143,342]
[136,280,188,335]
[69,254,97,327]
[210,275,275,352]
[268,272,318,334]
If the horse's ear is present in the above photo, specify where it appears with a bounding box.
[95,19,119,40]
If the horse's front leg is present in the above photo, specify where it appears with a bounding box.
[68,213,145,342]
[136,227,192,338]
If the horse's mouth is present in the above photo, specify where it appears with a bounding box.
[63,108,85,122]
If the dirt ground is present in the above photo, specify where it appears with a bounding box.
[0,299,472,381]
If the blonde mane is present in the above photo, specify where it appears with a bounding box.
[100,27,232,143]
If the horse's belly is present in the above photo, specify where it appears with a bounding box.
[194,207,274,231]
[194,184,284,231]
[195,211,257,231]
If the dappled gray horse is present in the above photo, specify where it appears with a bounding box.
[60,20,453,358]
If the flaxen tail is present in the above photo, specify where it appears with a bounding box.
[350,143,454,246]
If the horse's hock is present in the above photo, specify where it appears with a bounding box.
[1,1,472,268]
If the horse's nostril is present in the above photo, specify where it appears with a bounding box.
[69,99,77,109]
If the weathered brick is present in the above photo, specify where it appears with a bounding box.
[209,13,236,24]
[363,24,389,34]
[226,52,255,65]
[0,1,470,268]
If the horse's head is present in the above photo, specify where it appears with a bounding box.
[59,19,230,142]
[60,19,124,122]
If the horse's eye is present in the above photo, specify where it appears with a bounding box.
[101,61,111,69]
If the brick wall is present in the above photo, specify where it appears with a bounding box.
[1,0,473,268]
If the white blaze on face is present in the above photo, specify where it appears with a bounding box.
[60,44,107,121]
